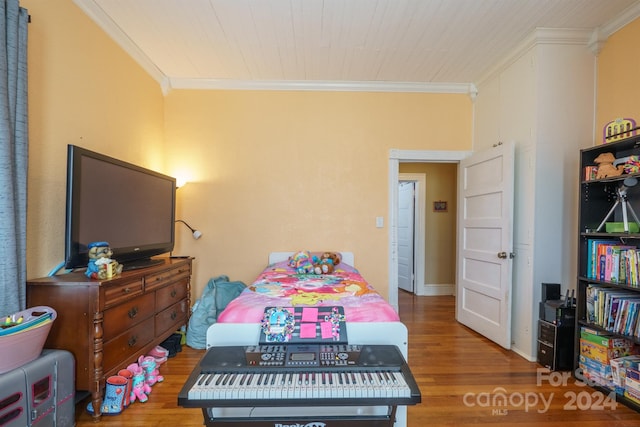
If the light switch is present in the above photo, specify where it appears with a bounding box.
[376,216,384,228]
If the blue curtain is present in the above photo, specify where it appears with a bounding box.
[0,0,28,315]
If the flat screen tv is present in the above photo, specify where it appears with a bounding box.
[64,145,176,271]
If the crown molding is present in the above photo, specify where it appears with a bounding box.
[589,1,640,55]
[167,78,476,95]
[74,0,475,96]
[599,0,640,37]
[476,3,640,86]
[73,0,168,91]
[475,27,593,87]
[75,0,640,97]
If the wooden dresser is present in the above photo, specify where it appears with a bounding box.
[26,257,192,419]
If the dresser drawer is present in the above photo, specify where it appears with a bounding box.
[103,317,154,370]
[103,293,155,342]
[156,278,188,308]
[156,300,187,336]
[146,265,191,291]
[104,278,144,308]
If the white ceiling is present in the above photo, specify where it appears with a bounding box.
[74,0,640,94]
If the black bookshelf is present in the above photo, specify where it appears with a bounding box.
[577,134,640,412]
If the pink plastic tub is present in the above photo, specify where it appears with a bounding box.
[0,306,57,374]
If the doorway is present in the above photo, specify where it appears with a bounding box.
[387,150,471,312]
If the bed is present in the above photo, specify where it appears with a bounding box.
[216,251,400,325]
[204,251,413,427]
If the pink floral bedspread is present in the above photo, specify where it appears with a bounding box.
[217,261,400,323]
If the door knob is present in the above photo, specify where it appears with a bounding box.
[497,251,514,259]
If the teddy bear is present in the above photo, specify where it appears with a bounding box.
[85,241,123,279]
[312,252,342,275]
[594,152,624,179]
[313,257,335,274]
[321,252,342,266]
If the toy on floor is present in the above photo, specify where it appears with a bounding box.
[127,362,150,403]
[139,355,164,386]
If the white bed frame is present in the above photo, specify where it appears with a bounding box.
[268,250,355,266]
[205,251,411,427]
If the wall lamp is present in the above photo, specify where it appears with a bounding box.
[175,219,202,240]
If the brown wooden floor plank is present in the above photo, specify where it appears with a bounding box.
[74,292,640,425]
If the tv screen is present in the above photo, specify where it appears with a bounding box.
[64,145,176,271]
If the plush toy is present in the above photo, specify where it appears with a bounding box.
[594,152,624,179]
[288,250,315,274]
[138,355,164,387]
[313,258,335,274]
[614,155,640,174]
[321,252,342,267]
[85,241,123,279]
[126,362,149,403]
[312,252,342,275]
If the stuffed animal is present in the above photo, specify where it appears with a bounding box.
[313,252,342,275]
[85,241,123,279]
[313,257,335,274]
[288,250,315,274]
[138,355,164,387]
[126,362,149,403]
[594,152,624,179]
[321,252,342,267]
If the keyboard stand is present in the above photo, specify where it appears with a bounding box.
[201,405,399,427]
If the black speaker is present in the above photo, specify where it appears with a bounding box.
[541,282,561,302]
[201,346,248,369]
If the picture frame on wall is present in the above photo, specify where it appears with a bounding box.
[433,201,447,212]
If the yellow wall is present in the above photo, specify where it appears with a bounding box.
[24,0,165,277]
[22,0,473,301]
[20,0,640,306]
[399,163,457,286]
[165,90,472,298]
[597,17,640,138]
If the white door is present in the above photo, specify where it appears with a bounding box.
[456,141,515,349]
[398,181,415,293]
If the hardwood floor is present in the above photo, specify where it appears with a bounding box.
[75,292,640,426]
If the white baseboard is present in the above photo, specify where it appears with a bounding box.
[416,283,454,296]
[511,345,536,362]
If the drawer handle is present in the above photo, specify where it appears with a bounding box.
[123,287,132,294]
[128,336,137,347]
[171,311,177,320]
[171,289,177,298]
[128,307,138,318]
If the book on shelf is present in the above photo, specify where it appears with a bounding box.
[584,165,598,181]
[586,285,640,337]
[586,239,640,286]
[618,299,640,336]
[586,286,597,324]
[587,239,617,280]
